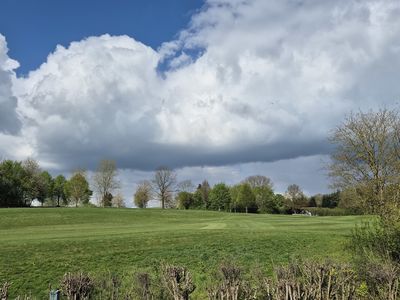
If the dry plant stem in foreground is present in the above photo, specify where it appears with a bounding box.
[162,264,196,300]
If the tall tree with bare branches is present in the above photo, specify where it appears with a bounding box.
[152,166,176,209]
[329,109,400,215]
[93,159,120,207]
[243,175,273,190]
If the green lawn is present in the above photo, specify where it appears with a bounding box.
[0,208,364,298]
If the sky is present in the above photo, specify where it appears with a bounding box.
[1,0,400,205]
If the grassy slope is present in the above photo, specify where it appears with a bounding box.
[0,208,363,298]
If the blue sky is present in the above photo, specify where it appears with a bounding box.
[0,0,204,75]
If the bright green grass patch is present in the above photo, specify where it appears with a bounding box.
[0,208,364,298]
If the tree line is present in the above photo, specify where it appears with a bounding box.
[2,108,400,216]
[0,156,350,213]
[134,168,357,214]
[0,159,124,208]
[0,158,92,208]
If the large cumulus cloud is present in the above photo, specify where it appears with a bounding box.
[10,0,400,171]
[0,34,20,134]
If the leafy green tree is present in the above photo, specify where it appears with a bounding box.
[37,171,53,206]
[22,158,42,205]
[134,180,151,208]
[192,189,204,209]
[53,175,67,206]
[308,196,317,207]
[254,185,276,213]
[321,191,340,208]
[176,191,194,209]
[274,194,285,212]
[338,187,363,212]
[229,184,241,212]
[198,180,211,209]
[0,160,27,207]
[103,192,113,207]
[65,170,91,207]
[209,183,231,211]
[237,183,256,213]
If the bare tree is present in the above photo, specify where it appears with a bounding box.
[284,184,307,212]
[134,180,152,208]
[152,166,176,209]
[93,159,120,207]
[177,180,194,193]
[285,184,304,201]
[243,175,273,189]
[329,109,400,214]
[112,192,125,208]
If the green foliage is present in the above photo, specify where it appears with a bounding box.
[103,192,113,207]
[176,191,194,209]
[0,160,27,207]
[21,158,42,203]
[322,191,340,208]
[351,217,400,264]
[53,175,67,206]
[274,194,285,212]
[236,183,256,213]
[229,184,241,212]
[192,189,204,209]
[197,180,211,209]
[254,186,276,213]
[37,171,53,206]
[209,183,231,211]
[308,196,317,207]
[134,181,151,208]
[65,171,91,207]
[306,207,361,216]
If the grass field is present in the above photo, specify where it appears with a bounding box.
[0,208,364,298]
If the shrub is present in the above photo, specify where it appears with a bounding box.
[60,272,94,300]
[1,282,10,300]
[162,264,195,300]
[261,260,358,299]
[305,207,362,216]
[207,262,256,300]
[351,219,400,264]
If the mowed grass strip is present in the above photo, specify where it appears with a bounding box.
[0,208,364,298]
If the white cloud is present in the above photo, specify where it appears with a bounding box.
[1,0,400,194]
[0,34,21,135]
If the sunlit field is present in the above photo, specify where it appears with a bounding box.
[0,208,364,298]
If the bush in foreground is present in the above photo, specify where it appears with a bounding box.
[2,259,399,299]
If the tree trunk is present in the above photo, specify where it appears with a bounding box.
[245,206,248,214]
